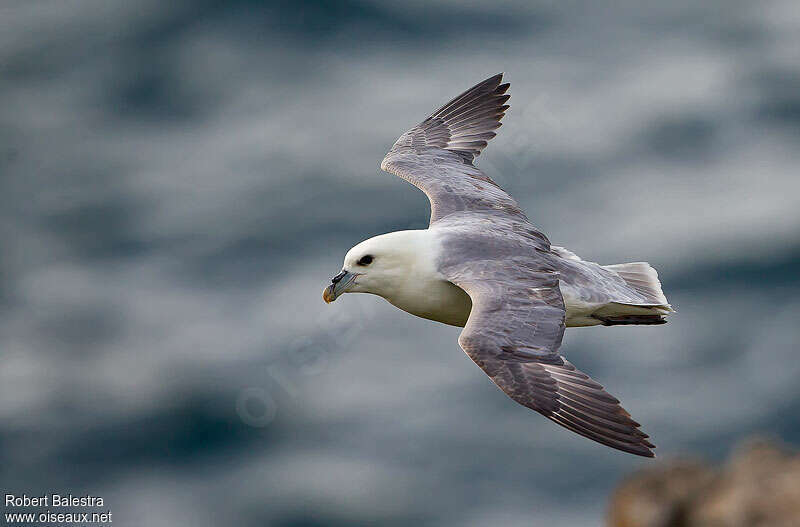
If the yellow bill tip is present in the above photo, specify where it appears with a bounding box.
[322,284,335,304]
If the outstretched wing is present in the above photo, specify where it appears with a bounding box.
[380,74,525,225]
[440,239,656,458]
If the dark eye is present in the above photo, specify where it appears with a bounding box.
[357,255,373,266]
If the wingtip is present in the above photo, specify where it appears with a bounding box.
[622,442,656,458]
[482,73,504,86]
[634,440,657,458]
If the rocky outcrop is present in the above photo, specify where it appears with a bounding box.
[608,438,800,527]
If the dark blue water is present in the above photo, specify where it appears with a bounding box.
[1,1,799,525]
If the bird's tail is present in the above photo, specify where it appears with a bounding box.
[603,261,670,307]
[592,262,673,326]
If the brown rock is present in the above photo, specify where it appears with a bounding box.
[607,438,800,527]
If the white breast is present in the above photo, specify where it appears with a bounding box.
[386,277,472,327]
[367,229,473,327]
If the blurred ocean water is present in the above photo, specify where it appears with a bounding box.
[1,1,799,525]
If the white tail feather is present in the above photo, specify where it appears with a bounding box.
[604,262,671,308]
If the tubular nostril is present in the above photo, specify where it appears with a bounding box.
[331,270,347,283]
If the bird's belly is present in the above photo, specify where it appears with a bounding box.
[387,279,473,327]
[387,281,603,328]
[561,284,604,327]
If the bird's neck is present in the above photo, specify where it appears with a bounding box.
[374,231,472,326]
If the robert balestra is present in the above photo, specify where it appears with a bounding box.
[5,494,104,507]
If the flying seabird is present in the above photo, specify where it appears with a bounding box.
[323,74,672,457]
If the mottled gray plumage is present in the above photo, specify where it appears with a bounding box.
[381,74,660,457]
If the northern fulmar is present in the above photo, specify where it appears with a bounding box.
[323,74,672,457]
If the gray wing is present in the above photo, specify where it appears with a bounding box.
[380,74,526,225]
[443,248,655,458]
